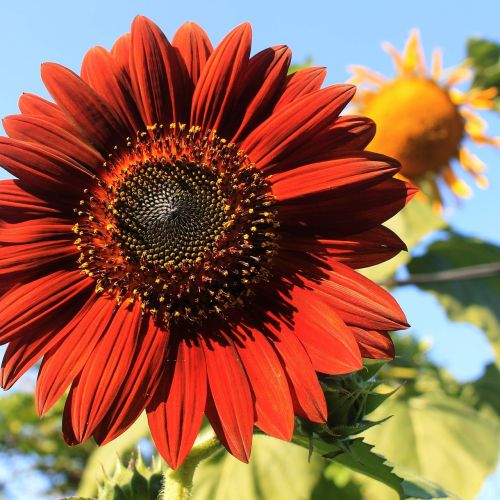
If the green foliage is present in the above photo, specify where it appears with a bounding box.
[467,37,500,108]
[192,435,325,500]
[288,58,313,75]
[359,336,500,500]
[291,366,450,499]
[362,394,498,499]
[311,463,363,500]
[96,451,164,500]
[408,230,500,365]
[291,366,402,496]
[77,414,151,498]
[459,362,500,418]
[0,391,95,497]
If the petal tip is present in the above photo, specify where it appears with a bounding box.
[406,182,419,201]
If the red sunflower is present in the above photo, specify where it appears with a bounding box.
[0,17,414,468]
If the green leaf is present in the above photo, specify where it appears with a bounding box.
[467,38,500,107]
[361,393,500,499]
[408,231,500,365]
[353,466,453,500]
[362,198,445,283]
[311,463,363,500]
[459,362,500,418]
[399,467,454,499]
[335,439,404,495]
[292,435,404,497]
[192,435,325,500]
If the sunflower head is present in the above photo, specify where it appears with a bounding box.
[351,29,499,209]
[0,16,413,470]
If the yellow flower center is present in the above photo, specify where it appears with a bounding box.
[363,78,464,178]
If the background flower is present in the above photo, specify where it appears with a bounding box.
[351,29,499,209]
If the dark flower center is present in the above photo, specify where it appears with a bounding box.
[74,125,279,324]
[114,161,228,268]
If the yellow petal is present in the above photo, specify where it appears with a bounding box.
[403,29,426,76]
[462,110,500,146]
[467,87,498,110]
[429,179,444,213]
[446,65,472,86]
[441,164,473,198]
[382,41,404,75]
[476,175,490,189]
[348,65,387,86]
[459,147,486,174]
[431,48,443,81]
[449,88,467,105]
[462,108,486,135]
[469,133,500,146]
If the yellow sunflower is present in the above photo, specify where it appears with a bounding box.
[350,29,499,209]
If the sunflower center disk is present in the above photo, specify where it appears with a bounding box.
[75,125,279,324]
[115,162,227,268]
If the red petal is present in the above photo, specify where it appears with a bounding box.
[19,93,62,118]
[0,240,76,279]
[279,226,407,269]
[279,178,417,237]
[234,327,294,441]
[0,270,93,344]
[271,152,400,201]
[308,261,409,331]
[278,115,376,170]
[191,23,252,133]
[0,137,94,196]
[0,180,65,222]
[129,16,190,126]
[3,114,104,171]
[286,285,363,374]
[18,93,81,137]
[273,67,326,111]
[41,62,128,152]
[0,218,72,244]
[172,22,213,86]
[351,327,395,360]
[241,85,355,173]
[269,325,327,423]
[0,292,95,390]
[231,45,291,142]
[81,46,144,133]
[111,33,132,74]
[93,316,169,445]
[64,300,142,443]
[147,337,207,469]
[203,332,254,462]
[317,115,376,152]
[35,296,117,415]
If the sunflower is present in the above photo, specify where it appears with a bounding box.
[0,17,413,468]
[350,29,499,208]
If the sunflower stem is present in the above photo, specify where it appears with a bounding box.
[161,429,222,500]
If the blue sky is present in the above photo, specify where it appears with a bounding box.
[0,0,498,497]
